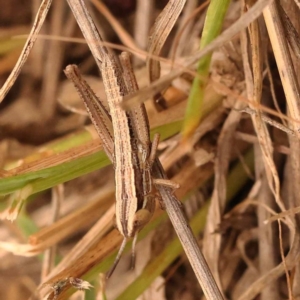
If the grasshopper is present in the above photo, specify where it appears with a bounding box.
[100,53,157,275]
[64,53,172,277]
[63,2,178,276]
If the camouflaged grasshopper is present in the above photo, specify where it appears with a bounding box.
[64,53,177,277]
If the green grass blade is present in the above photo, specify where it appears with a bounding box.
[181,0,231,139]
[0,121,182,197]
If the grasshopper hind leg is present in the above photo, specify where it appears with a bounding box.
[131,232,138,270]
[106,237,127,279]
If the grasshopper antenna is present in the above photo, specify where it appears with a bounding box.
[131,232,138,270]
[106,237,127,279]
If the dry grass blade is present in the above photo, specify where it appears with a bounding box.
[203,103,244,293]
[279,0,300,295]
[66,0,107,67]
[45,204,114,278]
[246,4,285,212]
[41,184,63,280]
[238,232,300,300]
[253,89,281,299]
[239,9,292,257]
[90,0,140,55]
[263,1,300,134]
[39,1,75,120]
[0,187,113,256]
[40,230,122,300]
[134,0,154,53]
[278,3,300,59]
[170,0,210,60]
[266,205,300,224]
[240,107,295,136]
[243,10,292,297]
[4,139,103,176]
[147,0,186,84]
[0,0,52,103]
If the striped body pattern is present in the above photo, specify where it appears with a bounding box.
[101,55,141,237]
